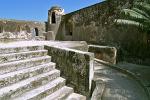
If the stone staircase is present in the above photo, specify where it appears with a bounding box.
[0,45,86,100]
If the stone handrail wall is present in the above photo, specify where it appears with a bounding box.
[44,45,94,97]
[88,45,117,64]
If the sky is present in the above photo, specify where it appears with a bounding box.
[0,0,104,22]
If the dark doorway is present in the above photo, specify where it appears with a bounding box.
[51,12,56,24]
[69,32,73,35]
[35,28,39,36]
[0,26,3,33]
[66,22,73,36]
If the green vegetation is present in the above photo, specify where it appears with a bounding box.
[115,1,150,32]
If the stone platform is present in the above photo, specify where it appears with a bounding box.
[0,41,88,51]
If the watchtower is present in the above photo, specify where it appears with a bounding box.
[47,6,64,32]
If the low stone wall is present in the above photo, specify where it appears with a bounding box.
[88,45,117,64]
[0,32,32,40]
[0,19,45,34]
[45,45,94,97]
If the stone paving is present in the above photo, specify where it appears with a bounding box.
[92,61,149,100]
[117,62,150,98]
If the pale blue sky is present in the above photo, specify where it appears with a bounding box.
[0,0,104,21]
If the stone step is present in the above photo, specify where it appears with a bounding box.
[13,77,66,100]
[0,62,56,88]
[0,50,47,64]
[0,56,51,75]
[0,69,60,100]
[42,86,74,100]
[66,93,86,100]
[0,45,44,54]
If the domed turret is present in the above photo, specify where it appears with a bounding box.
[48,6,64,24]
[46,6,64,40]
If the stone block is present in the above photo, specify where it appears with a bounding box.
[88,45,117,64]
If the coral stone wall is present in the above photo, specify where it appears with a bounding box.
[56,0,150,65]
[0,19,45,37]
[56,0,134,42]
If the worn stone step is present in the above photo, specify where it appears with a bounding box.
[66,93,86,100]
[0,45,44,54]
[42,86,74,100]
[0,50,48,64]
[0,56,51,75]
[0,62,56,88]
[13,77,66,100]
[0,69,60,100]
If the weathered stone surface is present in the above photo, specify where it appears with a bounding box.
[0,69,60,99]
[0,45,44,54]
[0,56,51,75]
[117,62,150,99]
[45,45,94,97]
[34,36,45,41]
[93,60,149,100]
[0,32,46,42]
[91,80,105,100]
[12,77,66,100]
[0,32,32,42]
[66,93,86,100]
[0,19,45,36]
[0,44,86,99]
[68,41,88,51]
[88,45,117,64]
[0,62,55,88]
[42,86,74,100]
[0,41,88,52]
[0,50,47,64]
[45,31,55,40]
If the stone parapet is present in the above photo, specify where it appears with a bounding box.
[45,45,94,97]
[88,45,117,64]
